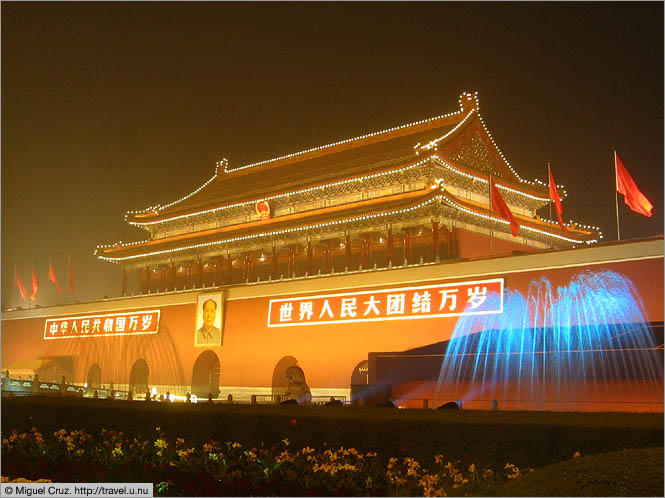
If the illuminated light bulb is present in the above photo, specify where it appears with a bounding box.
[100,190,596,262]
[129,155,435,227]
[101,97,600,261]
[129,151,549,231]
[226,108,462,173]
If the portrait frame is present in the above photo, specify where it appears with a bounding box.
[194,292,224,347]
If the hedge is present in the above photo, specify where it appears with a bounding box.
[495,446,664,496]
[2,397,662,470]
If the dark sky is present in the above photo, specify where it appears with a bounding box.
[2,2,663,309]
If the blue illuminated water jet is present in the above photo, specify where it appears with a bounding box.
[434,270,663,412]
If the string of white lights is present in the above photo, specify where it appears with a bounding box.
[123,94,471,218]
[98,191,598,263]
[127,151,557,230]
[433,160,549,202]
[476,103,538,187]
[440,194,601,243]
[123,159,228,220]
[102,91,603,260]
[447,92,569,194]
[123,92,568,223]
[420,106,477,150]
[223,109,465,174]
[127,156,434,227]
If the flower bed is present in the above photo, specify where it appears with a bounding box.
[2,427,528,496]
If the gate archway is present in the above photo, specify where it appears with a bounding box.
[129,358,150,392]
[87,364,101,388]
[191,350,220,398]
[272,356,298,396]
[350,359,369,406]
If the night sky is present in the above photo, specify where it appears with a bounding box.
[2,2,663,309]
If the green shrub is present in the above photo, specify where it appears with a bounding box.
[495,447,664,497]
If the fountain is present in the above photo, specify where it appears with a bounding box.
[434,270,663,412]
[43,322,186,395]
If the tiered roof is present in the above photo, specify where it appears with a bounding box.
[96,92,601,263]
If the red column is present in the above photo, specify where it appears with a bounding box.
[439,225,449,258]
[405,228,412,265]
[226,254,233,284]
[121,267,127,296]
[326,240,333,273]
[196,259,203,287]
[432,221,440,262]
[145,265,151,292]
[361,234,369,268]
[306,239,313,275]
[216,257,223,285]
[244,254,251,282]
[288,247,295,277]
[271,245,278,279]
[167,264,172,290]
[387,228,394,266]
[185,262,192,288]
[345,233,352,269]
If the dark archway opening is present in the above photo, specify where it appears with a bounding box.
[129,358,150,392]
[87,364,101,389]
[191,350,220,398]
[350,359,369,406]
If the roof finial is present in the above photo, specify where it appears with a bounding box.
[215,158,229,180]
[460,91,479,113]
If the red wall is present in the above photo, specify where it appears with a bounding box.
[2,255,663,396]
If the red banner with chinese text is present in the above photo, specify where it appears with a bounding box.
[44,310,161,339]
[268,278,503,327]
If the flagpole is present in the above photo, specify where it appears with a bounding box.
[28,261,32,310]
[12,264,17,309]
[489,173,493,257]
[613,147,621,241]
[548,162,553,250]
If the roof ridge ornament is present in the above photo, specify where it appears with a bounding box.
[215,158,229,180]
[459,91,480,113]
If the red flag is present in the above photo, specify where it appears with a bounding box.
[49,258,62,294]
[490,177,520,237]
[68,256,75,294]
[30,265,39,302]
[615,153,653,217]
[14,266,27,301]
[548,165,568,232]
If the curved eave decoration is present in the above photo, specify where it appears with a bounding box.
[96,188,599,265]
[124,152,556,233]
[123,92,557,227]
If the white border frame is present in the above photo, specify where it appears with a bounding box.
[267,278,503,327]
